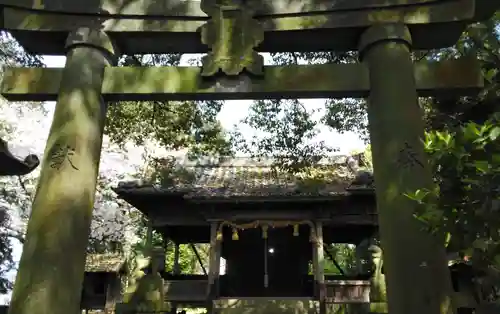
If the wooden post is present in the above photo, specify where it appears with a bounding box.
[146,219,153,257]
[171,242,181,314]
[312,225,318,281]
[312,222,326,314]
[104,278,117,314]
[207,222,221,314]
[173,242,181,275]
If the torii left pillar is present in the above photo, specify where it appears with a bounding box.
[8,28,117,314]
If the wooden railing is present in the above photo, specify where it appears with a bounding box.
[162,275,371,304]
[164,277,208,302]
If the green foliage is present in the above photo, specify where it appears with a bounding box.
[324,244,357,275]
[143,156,197,187]
[127,214,209,275]
[105,54,232,159]
[231,98,336,171]
[227,51,365,171]
[406,117,500,292]
[402,15,500,300]
[165,244,209,274]
[269,52,369,142]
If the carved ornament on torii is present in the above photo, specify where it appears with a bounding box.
[199,0,264,77]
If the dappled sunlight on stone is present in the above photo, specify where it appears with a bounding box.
[1,59,483,101]
[214,75,252,93]
[361,22,455,314]
[6,27,118,314]
[4,0,498,54]
[384,183,401,204]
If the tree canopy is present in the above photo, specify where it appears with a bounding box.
[105,54,232,159]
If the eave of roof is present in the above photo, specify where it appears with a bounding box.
[0,138,40,176]
[114,155,374,200]
[84,253,126,273]
[115,183,375,199]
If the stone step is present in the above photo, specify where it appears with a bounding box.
[213,298,320,314]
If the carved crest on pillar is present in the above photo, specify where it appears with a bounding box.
[200,0,264,77]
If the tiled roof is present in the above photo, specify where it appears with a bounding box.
[116,155,374,198]
[85,253,126,273]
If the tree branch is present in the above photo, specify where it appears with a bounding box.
[17,176,32,200]
[0,226,25,244]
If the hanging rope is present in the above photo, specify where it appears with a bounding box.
[215,220,321,288]
[215,220,320,245]
[264,235,269,288]
[214,220,321,288]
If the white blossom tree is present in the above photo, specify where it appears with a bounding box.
[0,99,151,299]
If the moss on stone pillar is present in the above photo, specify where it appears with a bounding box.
[121,247,166,313]
[354,238,387,314]
[368,245,387,314]
[359,24,455,314]
[8,28,117,314]
[124,273,165,313]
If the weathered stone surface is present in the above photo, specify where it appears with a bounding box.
[200,0,264,76]
[7,28,116,314]
[213,298,321,314]
[122,273,166,313]
[2,0,498,54]
[0,58,483,101]
[0,0,494,18]
[360,23,455,314]
[210,298,388,314]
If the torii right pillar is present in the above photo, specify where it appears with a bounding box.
[359,24,455,314]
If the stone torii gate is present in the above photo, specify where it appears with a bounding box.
[0,1,498,314]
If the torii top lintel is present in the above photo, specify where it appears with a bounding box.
[0,0,497,55]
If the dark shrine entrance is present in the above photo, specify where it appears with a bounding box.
[221,225,312,297]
